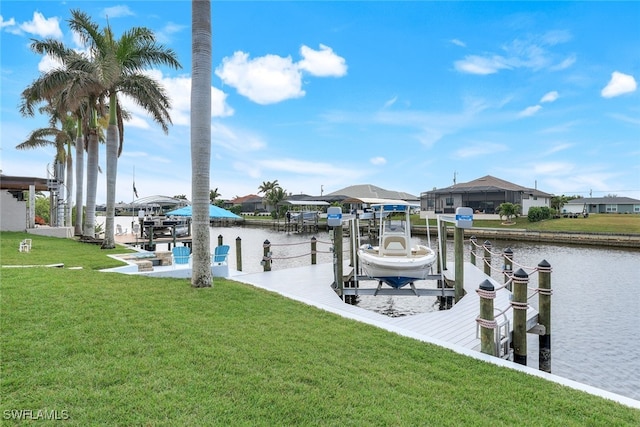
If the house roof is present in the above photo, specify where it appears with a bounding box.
[230,194,262,204]
[0,175,50,191]
[325,184,418,201]
[425,175,553,197]
[566,197,640,205]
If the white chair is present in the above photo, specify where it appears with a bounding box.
[212,245,230,277]
[19,239,32,252]
[116,224,127,235]
[172,246,191,268]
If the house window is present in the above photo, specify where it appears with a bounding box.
[445,197,454,206]
[634,205,640,213]
[605,204,617,213]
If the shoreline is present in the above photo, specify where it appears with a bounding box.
[238,219,640,249]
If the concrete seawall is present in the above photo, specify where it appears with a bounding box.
[412,226,640,249]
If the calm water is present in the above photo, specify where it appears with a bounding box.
[109,218,640,400]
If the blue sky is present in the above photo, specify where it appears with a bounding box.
[1,1,639,204]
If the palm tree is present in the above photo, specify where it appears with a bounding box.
[18,93,78,227]
[209,188,221,203]
[266,187,288,219]
[66,10,182,248]
[258,180,281,212]
[497,202,521,224]
[258,180,279,195]
[21,37,104,238]
[191,0,212,287]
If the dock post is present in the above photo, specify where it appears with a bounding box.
[454,226,464,302]
[503,248,513,291]
[262,239,271,272]
[335,225,344,297]
[512,268,529,366]
[469,235,477,266]
[538,259,552,373]
[482,240,492,276]
[478,279,496,356]
[311,237,317,265]
[218,234,223,246]
[439,221,448,269]
[236,236,242,272]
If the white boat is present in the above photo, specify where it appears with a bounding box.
[358,203,436,288]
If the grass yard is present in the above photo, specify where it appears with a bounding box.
[1,233,639,425]
[416,213,640,234]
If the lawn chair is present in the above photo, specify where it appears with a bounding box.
[212,245,230,277]
[19,239,32,252]
[172,246,191,268]
[116,224,127,235]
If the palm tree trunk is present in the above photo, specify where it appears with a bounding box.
[102,94,119,249]
[74,126,84,236]
[190,0,212,287]
[83,130,99,238]
[66,140,73,228]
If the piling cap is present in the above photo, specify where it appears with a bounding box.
[503,248,513,254]
[538,259,551,268]
[513,268,528,278]
[479,279,495,291]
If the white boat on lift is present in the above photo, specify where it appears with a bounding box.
[358,202,436,289]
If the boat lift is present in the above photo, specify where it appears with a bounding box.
[331,206,474,300]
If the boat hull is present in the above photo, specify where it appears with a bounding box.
[358,244,436,288]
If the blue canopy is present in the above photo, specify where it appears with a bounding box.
[165,205,242,219]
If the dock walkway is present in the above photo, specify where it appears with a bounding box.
[229,262,640,408]
[232,262,533,353]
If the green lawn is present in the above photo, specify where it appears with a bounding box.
[1,233,639,425]
[416,213,640,234]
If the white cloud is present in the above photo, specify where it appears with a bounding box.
[455,32,574,75]
[540,91,559,103]
[519,105,542,117]
[20,12,63,39]
[216,51,304,105]
[120,70,233,130]
[383,96,397,109]
[102,6,135,18]
[453,142,508,159]
[370,156,386,165]
[215,45,346,104]
[0,15,16,29]
[551,54,576,71]
[155,22,186,44]
[450,38,466,47]
[454,55,511,75]
[298,44,347,77]
[601,71,637,98]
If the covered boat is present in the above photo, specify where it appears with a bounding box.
[358,203,436,288]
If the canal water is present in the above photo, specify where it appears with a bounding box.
[108,217,640,400]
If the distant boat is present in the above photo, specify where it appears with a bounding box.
[142,217,191,238]
[358,203,436,288]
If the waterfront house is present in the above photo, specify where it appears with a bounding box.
[563,196,640,214]
[421,175,552,215]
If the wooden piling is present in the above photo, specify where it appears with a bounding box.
[311,237,317,265]
[482,240,492,276]
[538,259,552,373]
[478,279,496,356]
[503,248,513,291]
[262,239,271,272]
[469,235,477,265]
[235,236,242,272]
[512,268,529,366]
[334,226,344,298]
[454,226,464,302]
